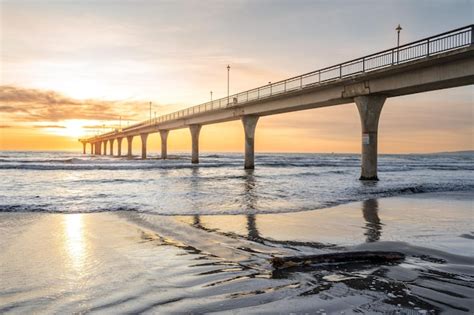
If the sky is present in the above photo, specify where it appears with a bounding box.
[0,0,473,153]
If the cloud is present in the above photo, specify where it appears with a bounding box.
[33,125,66,129]
[0,85,175,123]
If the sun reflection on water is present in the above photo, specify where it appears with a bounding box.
[64,214,86,272]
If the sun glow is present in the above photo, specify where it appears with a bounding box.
[40,119,106,139]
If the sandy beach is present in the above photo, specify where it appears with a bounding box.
[1,191,473,314]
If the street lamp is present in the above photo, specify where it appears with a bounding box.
[149,101,152,122]
[210,90,213,102]
[227,65,230,105]
[396,24,402,63]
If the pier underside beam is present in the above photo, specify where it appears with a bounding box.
[189,125,201,164]
[242,116,259,169]
[160,130,169,159]
[354,95,386,181]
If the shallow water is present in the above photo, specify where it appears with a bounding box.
[1,151,473,215]
[1,192,473,314]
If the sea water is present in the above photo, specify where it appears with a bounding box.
[0,151,472,215]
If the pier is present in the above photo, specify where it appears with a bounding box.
[80,25,474,180]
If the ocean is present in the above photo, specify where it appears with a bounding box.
[1,151,473,215]
[1,151,473,313]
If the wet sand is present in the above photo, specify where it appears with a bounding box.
[1,191,473,314]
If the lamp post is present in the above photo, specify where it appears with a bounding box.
[149,102,152,122]
[210,91,213,102]
[396,24,402,64]
[227,65,230,105]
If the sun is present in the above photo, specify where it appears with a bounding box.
[63,120,86,138]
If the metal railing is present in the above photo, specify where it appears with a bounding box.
[88,25,473,140]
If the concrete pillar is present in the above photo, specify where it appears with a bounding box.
[160,130,169,159]
[96,142,101,155]
[109,139,114,156]
[103,140,107,155]
[189,125,201,164]
[127,136,133,158]
[242,116,259,169]
[354,95,386,180]
[90,143,94,155]
[82,142,86,154]
[117,137,123,157]
[140,133,148,159]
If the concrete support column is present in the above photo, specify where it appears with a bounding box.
[354,95,386,180]
[117,138,123,157]
[109,139,114,156]
[189,125,201,164]
[103,140,107,155]
[96,142,101,155]
[90,143,94,155]
[242,115,259,169]
[127,136,133,158]
[140,133,148,159]
[82,142,86,154]
[160,130,169,159]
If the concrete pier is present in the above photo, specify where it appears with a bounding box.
[160,130,169,159]
[117,137,123,157]
[78,26,474,178]
[103,140,107,155]
[189,125,201,164]
[90,143,94,155]
[140,133,148,159]
[242,116,259,169]
[127,136,133,158]
[82,142,86,154]
[109,139,114,156]
[354,95,386,180]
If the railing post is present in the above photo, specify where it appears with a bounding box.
[362,57,365,72]
[300,76,303,88]
[427,39,430,57]
[247,91,249,102]
[318,71,321,83]
[339,64,342,78]
[471,25,474,46]
[284,81,287,92]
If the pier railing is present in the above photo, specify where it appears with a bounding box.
[85,25,473,140]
